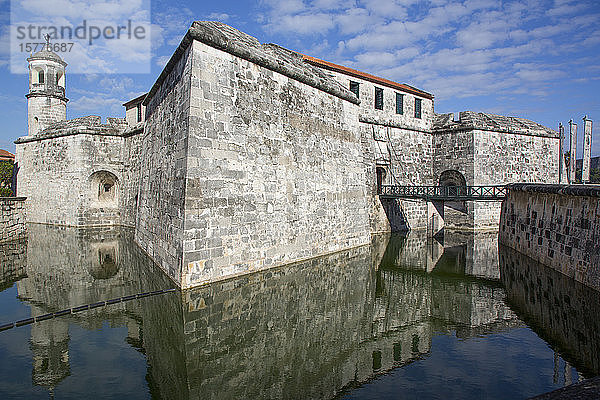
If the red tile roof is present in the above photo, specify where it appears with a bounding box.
[0,149,14,160]
[302,55,433,100]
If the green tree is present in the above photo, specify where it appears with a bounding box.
[0,160,14,197]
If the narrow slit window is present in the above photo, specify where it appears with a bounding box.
[414,98,422,119]
[137,104,142,122]
[349,81,359,98]
[375,87,383,110]
[396,93,404,114]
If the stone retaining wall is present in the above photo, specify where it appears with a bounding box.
[499,184,600,291]
[0,197,27,242]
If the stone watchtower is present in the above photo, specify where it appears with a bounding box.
[26,36,68,136]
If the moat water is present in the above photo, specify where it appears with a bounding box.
[0,225,599,399]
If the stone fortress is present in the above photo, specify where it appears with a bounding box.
[14,21,560,289]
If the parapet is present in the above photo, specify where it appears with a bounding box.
[15,116,128,144]
[144,21,359,108]
[507,183,600,197]
[433,111,558,138]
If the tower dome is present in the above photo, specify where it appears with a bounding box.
[26,35,68,136]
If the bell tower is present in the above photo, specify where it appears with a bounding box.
[26,35,68,136]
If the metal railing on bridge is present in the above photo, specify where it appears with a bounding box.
[378,185,508,201]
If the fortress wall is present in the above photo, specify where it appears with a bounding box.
[135,45,193,286]
[433,130,475,228]
[473,130,559,185]
[433,130,474,184]
[474,130,560,230]
[0,197,27,243]
[387,126,433,229]
[430,128,559,230]
[120,132,144,228]
[499,184,600,292]
[16,134,123,226]
[366,124,433,232]
[322,68,434,231]
[180,40,371,287]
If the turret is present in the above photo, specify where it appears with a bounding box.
[26,35,68,136]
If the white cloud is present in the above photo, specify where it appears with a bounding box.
[19,0,146,21]
[268,13,335,35]
[207,12,232,22]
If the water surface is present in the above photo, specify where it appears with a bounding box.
[0,225,598,399]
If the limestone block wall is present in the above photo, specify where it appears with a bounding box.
[433,130,474,185]
[16,134,123,226]
[473,130,559,185]
[135,45,192,285]
[318,65,434,232]
[432,129,560,230]
[120,132,144,227]
[366,123,433,232]
[499,184,600,291]
[432,130,475,229]
[388,126,433,230]
[180,40,371,287]
[0,197,27,242]
[27,96,66,136]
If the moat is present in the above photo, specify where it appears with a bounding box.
[0,225,598,399]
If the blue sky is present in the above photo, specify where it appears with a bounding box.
[0,0,599,156]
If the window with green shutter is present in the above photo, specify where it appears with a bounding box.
[375,87,383,110]
[396,93,403,114]
[414,98,422,119]
[349,81,359,98]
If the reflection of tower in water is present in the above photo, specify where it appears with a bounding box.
[13,226,159,395]
[29,306,70,393]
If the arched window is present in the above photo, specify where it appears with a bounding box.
[32,117,39,134]
[56,70,64,87]
[89,171,119,206]
[31,67,43,84]
[376,166,387,190]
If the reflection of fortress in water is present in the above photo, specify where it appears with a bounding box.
[0,227,597,398]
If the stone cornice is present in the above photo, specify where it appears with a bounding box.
[25,92,69,103]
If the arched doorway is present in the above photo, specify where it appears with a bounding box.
[439,169,467,189]
[438,170,467,213]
